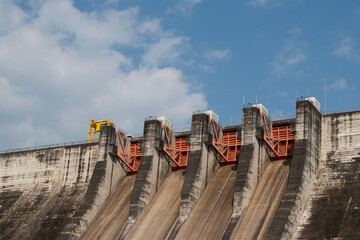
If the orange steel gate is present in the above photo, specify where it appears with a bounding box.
[115,117,294,174]
[162,125,190,170]
[115,131,142,175]
[210,119,242,165]
[261,113,295,160]
[271,126,295,160]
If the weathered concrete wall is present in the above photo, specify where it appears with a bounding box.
[167,113,222,239]
[232,106,271,217]
[62,126,127,239]
[0,125,127,240]
[222,106,271,238]
[0,143,99,239]
[180,113,222,217]
[266,100,322,239]
[121,119,174,236]
[294,111,360,239]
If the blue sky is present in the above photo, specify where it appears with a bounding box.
[1,0,360,149]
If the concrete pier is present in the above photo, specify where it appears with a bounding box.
[121,117,175,236]
[233,105,271,217]
[266,99,322,239]
[167,111,222,238]
[223,105,272,238]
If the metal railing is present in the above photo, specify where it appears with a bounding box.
[0,139,98,154]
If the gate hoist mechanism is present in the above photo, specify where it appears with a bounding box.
[88,120,114,142]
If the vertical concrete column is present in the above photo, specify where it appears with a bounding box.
[168,111,222,236]
[232,105,271,217]
[266,99,322,239]
[124,117,174,233]
[65,125,127,239]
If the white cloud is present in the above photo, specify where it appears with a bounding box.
[334,37,359,60]
[328,78,349,91]
[167,0,202,16]
[248,0,268,7]
[0,77,35,114]
[139,19,162,35]
[0,0,207,148]
[204,49,231,61]
[0,1,28,33]
[142,37,189,67]
[272,40,308,77]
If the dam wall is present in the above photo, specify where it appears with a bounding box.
[266,100,322,239]
[0,142,99,239]
[294,110,360,239]
[2,98,360,239]
[62,126,127,239]
[0,125,127,240]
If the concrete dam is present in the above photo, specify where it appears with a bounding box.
[1,98,359,239]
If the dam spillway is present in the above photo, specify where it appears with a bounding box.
[1,97,360,240]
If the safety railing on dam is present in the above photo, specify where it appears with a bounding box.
[0,139,98,154]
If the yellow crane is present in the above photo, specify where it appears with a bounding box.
[88,120,114,142]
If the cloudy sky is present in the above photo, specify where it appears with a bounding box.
[1,0,360,149]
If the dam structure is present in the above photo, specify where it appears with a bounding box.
[1,97,359,240]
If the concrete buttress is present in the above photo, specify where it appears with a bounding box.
[223,106,271,238]
[167,112,222,239]
[266,99,322,239]
[120,118,174,237]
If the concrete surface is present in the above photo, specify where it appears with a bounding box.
[167,113,222,238]
[0,125,127,240]
[174,165,236,240]
[232,106,271,218]
[266,100,322,240]
[80,175,136,240]
[3,101,360,240]
[121,119,175,237]
[0,143,99,240]
[294,110,360,239]
[125,170,184,240]
[62,126,127,239]
[230,160,289,240]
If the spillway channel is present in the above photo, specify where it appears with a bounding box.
[230,160,289,240]
[175,165,236,240]
[124,170,185,240]
[80,175,136,240]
